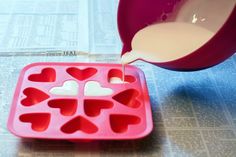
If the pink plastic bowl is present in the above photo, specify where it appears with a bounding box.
[118,0,236,71]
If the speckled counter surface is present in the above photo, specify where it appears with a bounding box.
[0,54,236,157]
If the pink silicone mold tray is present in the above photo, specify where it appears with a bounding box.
[8,62,153,140]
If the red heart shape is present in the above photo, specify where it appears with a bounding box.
[21,88,49,106]
[19,113,51,132]
[108,69,135,83]
[84,99,113,117]
[48,99,77,116]
[67,67,97,81]
[28,68,56,82]
[110,114,140,133]
[112,89,140,108]
[61,116,98,134]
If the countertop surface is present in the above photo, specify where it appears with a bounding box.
[1,54,236,157]
[0,0,236,156]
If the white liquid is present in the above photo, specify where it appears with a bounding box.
[109,77,128,84]
[122,64,125,82]
[121,22,214,64]
[84,81,113,96]
[50,80,78,96]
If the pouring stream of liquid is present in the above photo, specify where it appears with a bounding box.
[121,22,214,63]
[121,22,214,76]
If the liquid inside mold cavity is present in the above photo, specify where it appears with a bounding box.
[121,22,214,64]
[84,81,113,96]
[110,77,128,84]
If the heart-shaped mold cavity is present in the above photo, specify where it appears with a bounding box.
[49,80,78,96]
[84,99,113,117]
[112,89,140,108]
[67,67,97,81]
[19,113,51,132]
[108,69,135,84]
[28,68,56,82]
[84,81,113,96]
[110,114,141,133]
[48,99,77,116]
[21,88,49,106]
[61,116,98,134]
